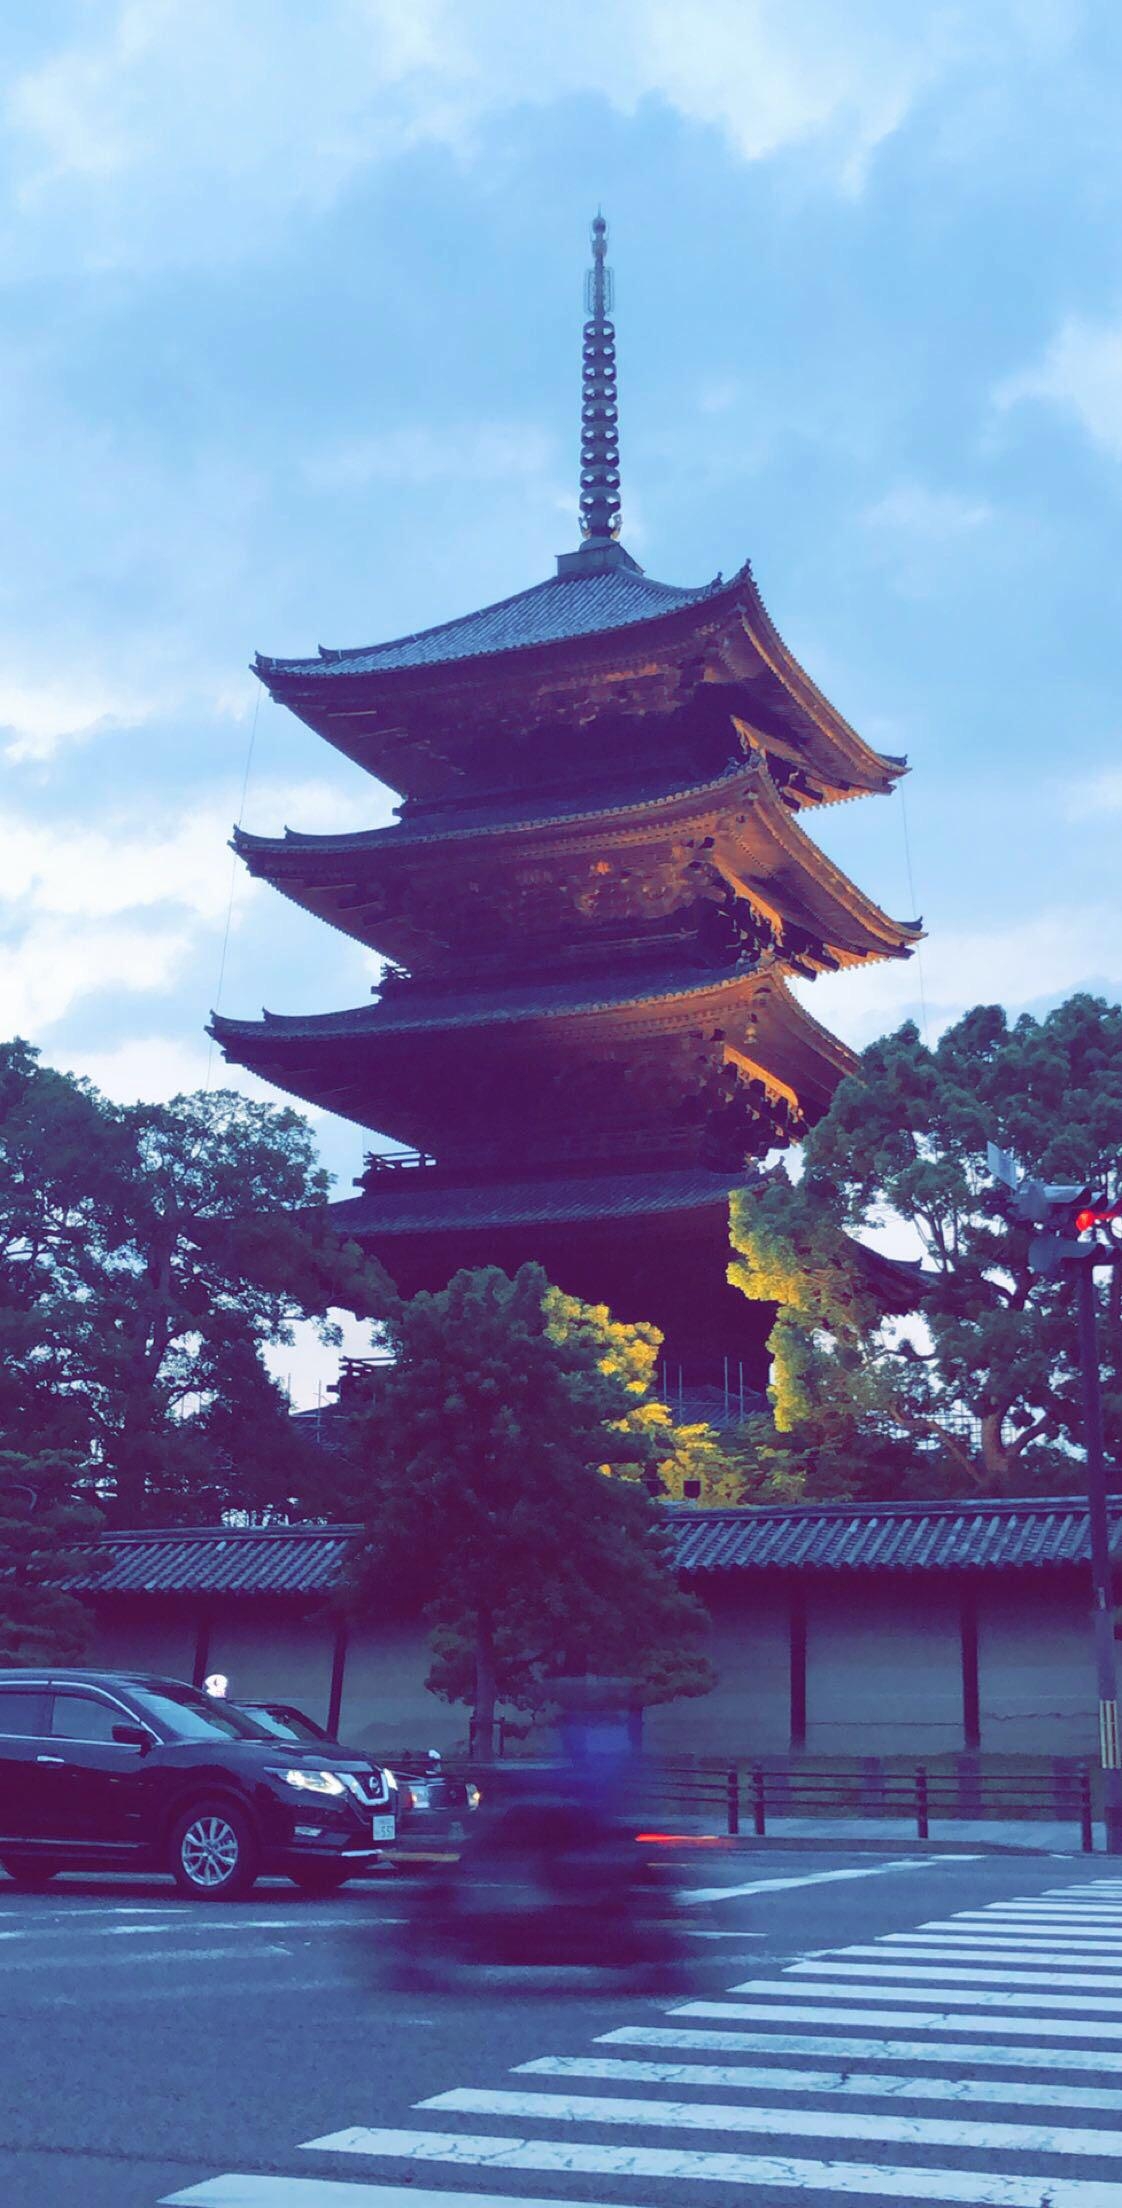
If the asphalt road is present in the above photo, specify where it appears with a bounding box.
[2,1847,1121,2207]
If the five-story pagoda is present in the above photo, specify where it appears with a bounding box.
[212,217,919,1413]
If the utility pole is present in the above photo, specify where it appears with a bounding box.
[987,1146,1122,1853]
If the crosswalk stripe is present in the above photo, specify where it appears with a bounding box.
[419,2084,1122,2158]
[598,2022,1122,2070]
[299,2126,1122,2203]
[791,1957,1122,1989]
[914,1918,1122,1935]
[877,1933,1118,1953]
[832,1941,1122,1966]
[162,2180,632,2207]
[728,1975,1122,2012]
[842,1944,1120,1966]
[953,1908,1122,1922]
[675,1998,1122,2039]
[516,2053,1122,2108]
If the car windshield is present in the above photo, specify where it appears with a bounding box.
[241,1705,331,1745]
[128,1683,275,1743]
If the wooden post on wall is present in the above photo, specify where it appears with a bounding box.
[327,1614,349,1739]
[960,1582,981,1750]
[191,1611,211,1689]
[789,1582,808,1750]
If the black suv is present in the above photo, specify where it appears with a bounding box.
[0,1670,394,1899]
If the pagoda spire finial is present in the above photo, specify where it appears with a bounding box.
[579,211,621,545]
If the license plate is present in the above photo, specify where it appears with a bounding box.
[372,1815,395,1840]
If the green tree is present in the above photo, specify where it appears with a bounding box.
[729,994,1122,1499]
[341,1265,716,1751]
[0,1040,390,1522]
[0,1449,100,1663]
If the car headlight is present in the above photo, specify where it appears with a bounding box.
[268,1767,346,1796]
[408,1781,432,1808]
[383,1769,399,1792]
[466,1783,482,1810]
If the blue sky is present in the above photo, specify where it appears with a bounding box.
[3,3,1122,1388]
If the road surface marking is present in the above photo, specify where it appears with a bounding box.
[728,1974,1122,2012]
[829,1940,1122,1965]
[675,1997,1122,2038]
[876,1932,1119,1953]
[300,2126,1122,2203]
[420,2084,1122,2158]
[682,1856,955,1905]
[598,2021,1122,2069]
[791,1956,1122,1989]
[517,2053,1122,2108]
[163,2181,634,2207]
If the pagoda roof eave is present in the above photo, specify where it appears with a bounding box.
[233,755,922,965]
[331,1163,761,1239]
[254,557,904,800]
[254,559,741,685]
[210,954,849,1053]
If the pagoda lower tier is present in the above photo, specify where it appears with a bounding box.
[211,956,855,1173]
[330,1161,774,1408]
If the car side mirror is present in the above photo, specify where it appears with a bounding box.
[112,1724,152,1753]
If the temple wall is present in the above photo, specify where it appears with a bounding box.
[976,1580,1096,1755]
[643,1581,790,1756]
[84,1572,1101,1764]
[803,1580,962,1757]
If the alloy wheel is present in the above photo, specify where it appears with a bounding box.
[180,1813,240,1891]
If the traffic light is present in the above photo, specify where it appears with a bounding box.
[986,1144,1120,1275]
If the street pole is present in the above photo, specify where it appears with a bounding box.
[1076,1257,1122,1854]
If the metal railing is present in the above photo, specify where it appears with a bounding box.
[380,1750,1097,1851]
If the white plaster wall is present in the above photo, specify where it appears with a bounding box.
[977,1580,1096,1753]
[339,1623,465,1754]
[86,1603,196,1682]
[206,1603,337,1727]
[805,1580,963,1754]
[644,1583,791,1756]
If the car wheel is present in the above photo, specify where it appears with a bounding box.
[288,1862,350,1897]
[0,1857,60,1890]
[169,1801,259,1900]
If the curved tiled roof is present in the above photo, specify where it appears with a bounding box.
[256,562,735,679]
[62,1525,354,1598]
[59,1495,1122,1597]
[211,953,785,1047]
[668,1496,1122,1575]
[331,1165,752,1239]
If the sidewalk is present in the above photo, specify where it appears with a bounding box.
[652,1815,1101,1855]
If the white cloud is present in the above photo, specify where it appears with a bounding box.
[0,776,384,1041]
[0,917,191,1035]
[862,482,993,539]
[0,1,1034,274]
[0,674,160,764]
[1065,766,1122,821]
[0,776,381,929]
[796,902,1122,1048]
[304,422,557,494]
[995,314,1122,460]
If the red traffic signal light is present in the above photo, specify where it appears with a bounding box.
[1075,1201,1122,1233]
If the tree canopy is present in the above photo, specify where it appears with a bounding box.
[729,994,1122,1500]
[338,1264,716,1749]
[0,1448,101,1664]
[0,1038,390,1523]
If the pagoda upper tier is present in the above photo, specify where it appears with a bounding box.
[253,548,904,810]
[234,752,919,982]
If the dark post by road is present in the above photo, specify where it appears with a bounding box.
[1077,1259,1122,1854]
